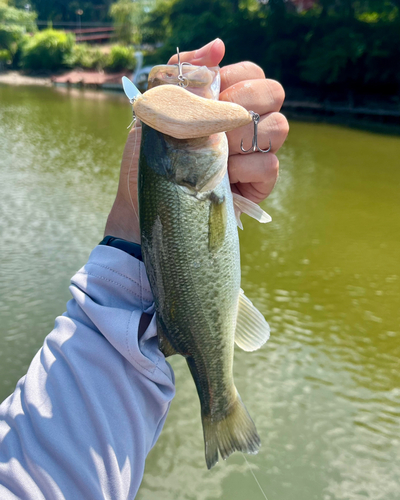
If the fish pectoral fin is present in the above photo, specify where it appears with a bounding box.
[156,315,177,358]
[235,289,270,352]
[232,192,272,229]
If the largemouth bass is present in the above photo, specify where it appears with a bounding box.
[137,67,270,469]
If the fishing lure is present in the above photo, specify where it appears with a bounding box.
[122,49,271,152]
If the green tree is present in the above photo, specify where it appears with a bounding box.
[0,0,37,66]
[110,0,147,45]
[141,0,174,47]
[144,0,399,94]
[319,0,399,18]
[28,0,114,23]
[300,26,366,86]
[142,0,246,62]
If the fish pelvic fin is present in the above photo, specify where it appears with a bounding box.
[202,392,260,469]
[235,289,270,352]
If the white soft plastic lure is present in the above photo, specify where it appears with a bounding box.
[122,76,141,102]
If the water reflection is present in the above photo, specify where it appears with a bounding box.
[1,86,400,499]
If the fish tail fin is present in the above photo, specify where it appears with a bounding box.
[202,392,260,470]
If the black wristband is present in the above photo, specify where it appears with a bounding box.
[99,235,143,261]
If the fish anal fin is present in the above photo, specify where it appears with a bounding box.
[232,192,271,228]
[202,392,260,469]
[235,289,270,352]
[208,193,227,252]
[156,315,177,358]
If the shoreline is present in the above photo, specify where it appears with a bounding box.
[2,70,399,133]
[0,71,52,86]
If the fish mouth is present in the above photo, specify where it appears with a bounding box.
[148,64,221,100]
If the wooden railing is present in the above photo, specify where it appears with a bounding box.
[65,26,115,43]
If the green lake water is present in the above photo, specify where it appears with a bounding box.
[0,84,399,500]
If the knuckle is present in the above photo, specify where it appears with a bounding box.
[271,112,289,137]
[270,154,279,177]
[262,154,279,176]
[239,61,265,79]
[266,80,285,108]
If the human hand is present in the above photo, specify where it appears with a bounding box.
[168,39,288,204]
[104,39,289,243]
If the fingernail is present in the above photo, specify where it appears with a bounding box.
[194,39,220,59]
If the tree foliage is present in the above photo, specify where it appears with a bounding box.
[20,28,74,70]
[0,0,37,66]
[1,0,399,94]
[63,42,106,69]
[143,0,400,94]
[105,43,136,70]
[109,0,145,45]
[28,0,114,23]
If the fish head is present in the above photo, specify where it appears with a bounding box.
[140,62,231,193]
[143,62,228,193]
[141,123,228,196]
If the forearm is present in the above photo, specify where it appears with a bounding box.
[0,246,175,499]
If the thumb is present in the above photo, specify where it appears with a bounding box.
[167,39,225,67]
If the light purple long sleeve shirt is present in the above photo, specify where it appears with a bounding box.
[0,245,175,499]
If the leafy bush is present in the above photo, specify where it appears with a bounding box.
[21,29,74,71]
[0,2,37,66]
[0,47,10,64]
[105,45,135,72]
[64,43,107,70]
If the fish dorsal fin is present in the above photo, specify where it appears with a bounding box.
[232,193,271,230]
[235,289,270,351]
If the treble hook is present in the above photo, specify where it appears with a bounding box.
[175,47,191,88]
[241,111,272,154]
